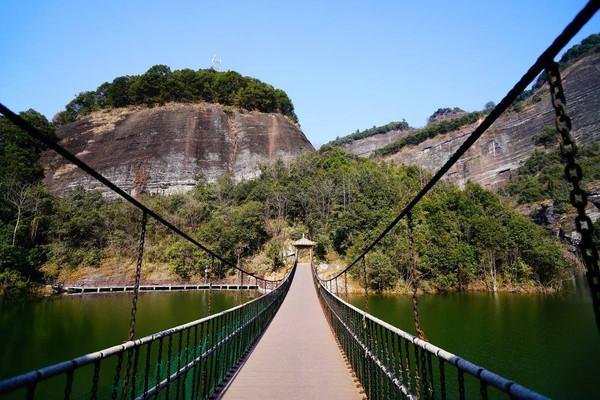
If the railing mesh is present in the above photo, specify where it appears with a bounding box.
[313,267,548,400]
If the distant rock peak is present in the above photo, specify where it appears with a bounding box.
[382,53,600,190]
[334,52,600,191]
[427,107,467,125]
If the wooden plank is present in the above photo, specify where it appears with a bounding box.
[222,264,362,399]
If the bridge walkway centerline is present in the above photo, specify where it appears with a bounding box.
[221,263,362,399]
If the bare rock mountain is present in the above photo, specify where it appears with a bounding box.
[43,103,314,197]
[337,52,600,190]
[383,53,600,189]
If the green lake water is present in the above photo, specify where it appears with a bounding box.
[1,277,598,399]
[0,290,258,382]
[348,275,600,399]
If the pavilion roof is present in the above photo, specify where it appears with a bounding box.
[292,234,316,247]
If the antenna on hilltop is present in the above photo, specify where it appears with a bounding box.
[211,54,222,71]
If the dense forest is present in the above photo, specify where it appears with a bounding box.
[0,110,55,293]
[53,65,298,125]
[0,111,571,295]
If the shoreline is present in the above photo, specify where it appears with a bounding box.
[2,270,582,299]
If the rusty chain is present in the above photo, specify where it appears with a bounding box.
[121,211,147,399]
[90,359,100,400]
[111,352,124,400]
[208,256,214,316]
[127,211,147,341]
[546,61,600,330]
[361,256,370,352]
[362,256,369,313]
[344,272,348,298]
[407,212,427,341]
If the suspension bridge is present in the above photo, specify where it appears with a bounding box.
[1,1,599,399]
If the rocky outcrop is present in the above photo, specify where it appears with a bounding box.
[43,103,314,197]
[427,107,467,124]
[339,128,414,157]
[342,53,600,191]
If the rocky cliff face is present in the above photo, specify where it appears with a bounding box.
[340,128,414,157]
[343,53,600,190]
[43,103,314,197]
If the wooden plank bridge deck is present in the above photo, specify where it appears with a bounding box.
[222,263,362,399]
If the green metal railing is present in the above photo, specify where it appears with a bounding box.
[0,262,296,400]
[313,266,548,400]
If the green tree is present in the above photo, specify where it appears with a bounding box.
[166,240,210,280]
[47,189,108,268]
[266,241,284,271]
[107,76,132,107]
[55,65,298,122]
[0,110,54,292]
[532,126,559,147]
[365,251,399,293]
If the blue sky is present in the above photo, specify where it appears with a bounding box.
[1,1,598,147]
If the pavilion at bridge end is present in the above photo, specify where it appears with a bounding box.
[292,233,316,264]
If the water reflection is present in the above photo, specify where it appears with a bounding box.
[0,290,258,380]
[348,275,599,399]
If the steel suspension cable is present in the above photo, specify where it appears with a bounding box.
[0,103,280,283]
[322,0,599,283]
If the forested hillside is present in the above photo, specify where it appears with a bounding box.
[6,36,599,295]
[1,111,570,295]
